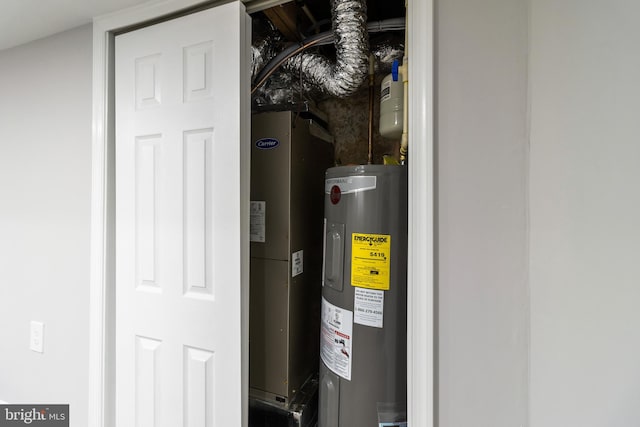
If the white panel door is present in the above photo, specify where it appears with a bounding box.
[115,3,248,426]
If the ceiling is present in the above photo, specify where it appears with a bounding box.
[0,0,160,51]
[290,0,404,22]
[0,0,404,52]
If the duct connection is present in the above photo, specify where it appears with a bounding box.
[283,0,369,98]
[251,0,405,105]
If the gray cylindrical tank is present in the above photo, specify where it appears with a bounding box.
[319,165,407,427]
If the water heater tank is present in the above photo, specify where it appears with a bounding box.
[319,165,408,427]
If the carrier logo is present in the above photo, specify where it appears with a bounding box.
[255,138,280,150]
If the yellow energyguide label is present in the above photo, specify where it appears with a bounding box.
[351,233,391,290]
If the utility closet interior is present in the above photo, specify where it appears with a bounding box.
[250,0,406,164]
[247,1,408,426]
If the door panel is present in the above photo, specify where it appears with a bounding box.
[115,3,248,426]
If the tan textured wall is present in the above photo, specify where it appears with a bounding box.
[319,77,400,166]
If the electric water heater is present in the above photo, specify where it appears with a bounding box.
[319,165,408,427]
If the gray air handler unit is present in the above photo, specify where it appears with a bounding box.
[249,109,334,426]
[320,165,408,427]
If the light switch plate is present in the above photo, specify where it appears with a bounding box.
[30,321,44,353]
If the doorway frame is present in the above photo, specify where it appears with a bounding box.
[88,0,433,426]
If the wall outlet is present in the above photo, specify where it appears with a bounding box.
[30,321,44,353]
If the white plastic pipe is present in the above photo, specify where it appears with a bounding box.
[399,0,409,163]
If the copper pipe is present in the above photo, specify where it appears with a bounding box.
[367,54,375,165]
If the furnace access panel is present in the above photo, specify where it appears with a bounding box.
[249,110,334,405]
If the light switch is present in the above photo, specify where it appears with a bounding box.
[30,321,44,353]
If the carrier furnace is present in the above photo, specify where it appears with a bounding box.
[250,110,334,408]
[320,165,408,427]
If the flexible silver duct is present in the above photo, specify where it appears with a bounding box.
[282,0,369,98]
[251,0,369,101]
[252,36,405,106]
[251,19,283,82]
[370,33,405,74]
[251,35,281,81]
[252,18,405,87]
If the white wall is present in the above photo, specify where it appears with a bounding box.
[529,1,640,425]
[436,0,529,426]
[0,25,92,426]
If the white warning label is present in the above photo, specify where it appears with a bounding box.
[325,175,376,195]
[381,79,392,102]
[321,297,353,381]
[292,250,303,277]
[354,288,384,328]
[250,201,266,243]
